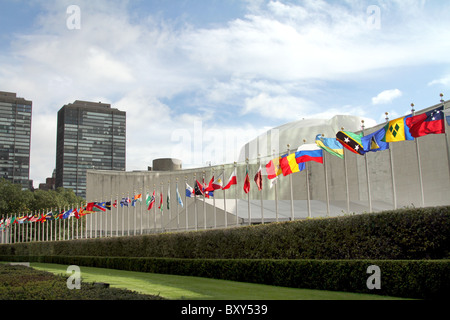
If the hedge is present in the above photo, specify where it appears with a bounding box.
[1,206,449,260]
[1,255,448,300]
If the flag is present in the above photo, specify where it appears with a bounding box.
[194,180,204,196]
[243,167,250,194]
[112,200,117,208]
[222,168,237,190]
[315,134,344,159]
[296,144,324,164]
[254,165,262,191]
[93,202,107,212]
[280,152,307,176]
[105,201,112,210]
[211,173,224,190]
[186,183,195,198]
[336,131,365,155]
[158,191,163,212]
[361,127,390,153]
[405,106,445,138]
[383,115,414,142]
[147,191,156,210]
[132,194,142,206]
[265,157,282,180]
[176,184,184,208]
[205,177,215,192]
[167,186,170,210]
[120,198,130,207]
[62,209,73,219]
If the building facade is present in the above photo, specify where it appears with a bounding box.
[56,100,126,198]
[0,91,32,190]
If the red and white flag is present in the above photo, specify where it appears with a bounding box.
[222,168,237,190]
[254,165,263,191]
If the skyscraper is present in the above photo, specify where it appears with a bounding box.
[56,100,126,198]
[0,91,32,190]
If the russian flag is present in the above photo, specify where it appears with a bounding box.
[296,144,324,164]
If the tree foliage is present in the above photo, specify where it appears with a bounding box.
[0,179,85,217]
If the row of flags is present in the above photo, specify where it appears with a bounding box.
[1,106,448,233]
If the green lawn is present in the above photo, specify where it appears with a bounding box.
[29,263,408,300]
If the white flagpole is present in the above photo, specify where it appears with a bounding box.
[194,174,198,231]
[411,103,425,207]
[322,139,330,218]
[212,169,217,229]
[175,178,181,231]
[258,155,264,224]
[385,113,398,210]
[361,121,373,213]
[185,177,188,231]
[234,162,238,227]
[341,127,350,214]
[273,150,279,222]
[287,145,295,221]
[153,184,157,233]
[302,140,311,219]
[140,187,143,235]
[223,166,227,228]
[246,158,251,226]
[202,172,206,230]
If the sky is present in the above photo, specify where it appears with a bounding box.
[1,0,450,187]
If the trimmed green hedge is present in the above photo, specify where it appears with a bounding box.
[1,255,449,300]
[1,206,449,260]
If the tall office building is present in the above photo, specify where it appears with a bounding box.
[56,100,126,198]
[0,91,33,190]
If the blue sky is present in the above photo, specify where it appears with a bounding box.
[1,0,450,187]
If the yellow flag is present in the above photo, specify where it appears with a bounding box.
[383,116,413,143]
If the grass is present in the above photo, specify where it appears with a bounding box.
[29,263,409,300]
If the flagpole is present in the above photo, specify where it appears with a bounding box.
[411,103,425,207]
[258,154,264,224]
[287,144,295,221]
[212,168,217,229]
[273,150,279,222]
[176,179,180,231]
[234,162,238,227]
[360,121,373,213]
[193,174,198,231]
[153,185,157,233]
[341,128,350,214]
[303,140,311,219]
[246,158,251,226]
[223,165,227,228]
[385,113,398,210]
[321,135,331,218]
[202,171,206,230]
[185,177,188,231]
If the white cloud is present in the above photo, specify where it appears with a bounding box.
[372,89,403,105]
[2,0,450,186]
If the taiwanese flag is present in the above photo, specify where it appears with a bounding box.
[405,106,445,138]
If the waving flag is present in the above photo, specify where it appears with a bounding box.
[280,153,305,176]
[383,115,414,142]
[362,127,389,153]
[296,144,324,164]
[254,165,263,191]
[223,168,237,190]
[405,106,445,138]
[265,156,282,180]
[243,167,250,194]
[186,183,195,198]
[336,131,365,155]
[315,134,344,159]
[176,184,184,208]
[147,191,156,210]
